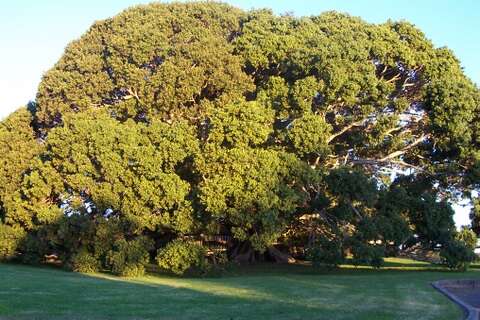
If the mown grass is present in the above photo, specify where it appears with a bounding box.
[0,258,479,320]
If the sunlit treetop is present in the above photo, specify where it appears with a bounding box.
[32,2,479,193]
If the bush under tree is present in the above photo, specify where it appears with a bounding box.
[306,237,344,268]
[107,237,154,277]
[440,239,476,271]
[156,239,208,275]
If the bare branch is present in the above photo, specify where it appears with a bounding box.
[402,82,417,88]
[348,158,425,172]
[385,73,402,83]
[310,156,321,169]
[127,88,142,104]
[380,65,388,75]
[379,134,430,161]
[390,160,425,171]
[327,118,368,143]
[383,126,403,136]
[349,203,363,219]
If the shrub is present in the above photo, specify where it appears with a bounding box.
[156,239,207,275]
[351,242,385,269]
[369,247,386,269]
[306,237,344,268]
[70,250,100,273]
[440,239,476,271]
[106,237,154,277]
[0,224,24,261]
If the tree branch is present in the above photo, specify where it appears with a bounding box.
[327,118,368,143]
[349,203,363,220]
[348,158,425,172]
[383,126,403,136]
[385,73,402,83]
[379,134,429,162]
[127,88,142,104]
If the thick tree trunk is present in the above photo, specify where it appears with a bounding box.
[267,246,296,264]
[229,241,295,264]
[230,241,255,263]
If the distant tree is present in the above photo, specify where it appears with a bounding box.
[440,239,476,271]
[456,226,477,251]
[470,198,480,235]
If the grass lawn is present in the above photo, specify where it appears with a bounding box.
[1,258,479,320]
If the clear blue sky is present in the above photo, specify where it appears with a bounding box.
[0,0,478,226]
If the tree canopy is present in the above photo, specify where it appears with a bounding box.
[1,1,478,274]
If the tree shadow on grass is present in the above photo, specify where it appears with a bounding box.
[204,260,453,277]
[0,263,333,320]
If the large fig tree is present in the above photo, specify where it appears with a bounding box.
[1,2,478,269]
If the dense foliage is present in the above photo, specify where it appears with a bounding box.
[0,2,478,275]
[156,239,207,275]
[470,198,480,235]
[456,226,477,251]
[440,239,477,271]
[106,236,154,277]
[306,237,344,268]
[69,250,100,273]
